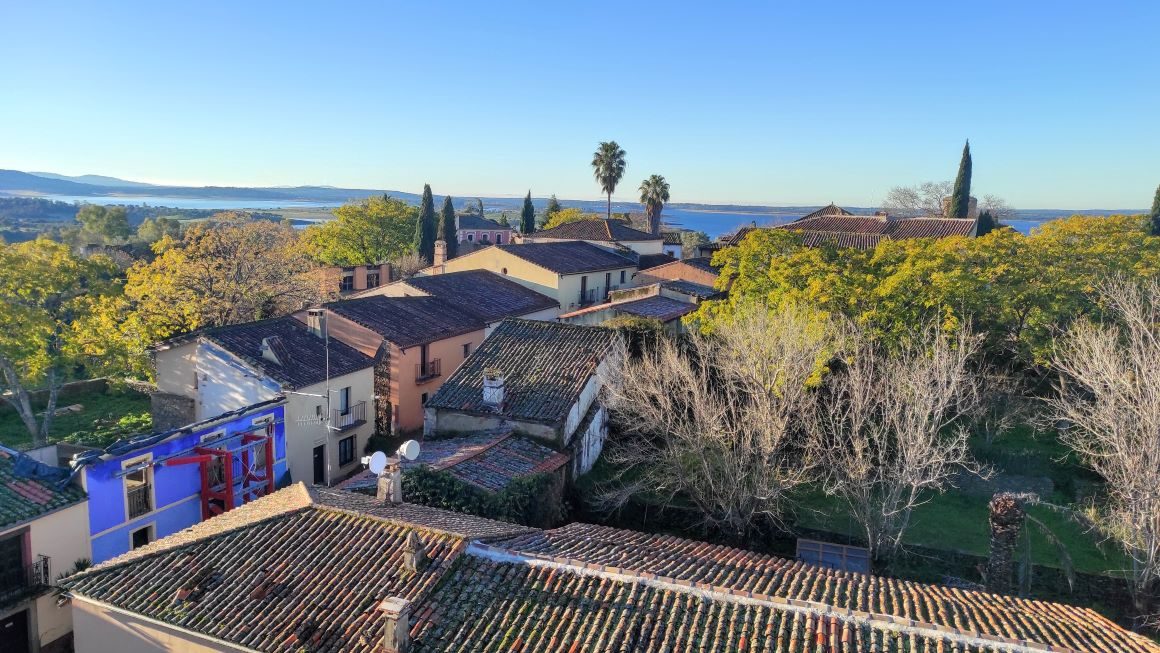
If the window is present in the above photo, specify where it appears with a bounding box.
[496,234,503,244]
[338,387,351,416]
[339,275,354,292]
[421,392,428,405]
[124,458,152,519]
[338,436,356,467]
[130,524,153,550]
[467,233,474,242]
[462,342,471,358]
[501,267,507,275]
[620,270,626,284]
[366,270,380,288]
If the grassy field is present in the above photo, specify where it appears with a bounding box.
[0,387,152,449]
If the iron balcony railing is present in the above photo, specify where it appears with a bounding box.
[0,555,51,605]
[331,400,367,431]
[126,483,152,519]
[416,359,442,382]
[577,288,600,306]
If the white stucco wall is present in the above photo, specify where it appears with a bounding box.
[154,342,199,399]
[72,599,249,653]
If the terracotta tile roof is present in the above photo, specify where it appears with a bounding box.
[425,319,618,425]
[636,253,677,270]
[771,207,977,250]
[456,214,507,231]
[341,432,570,494]
[662,231,683,245]
[613,295,698,322]
[801,202,856,220]
[199,316,374,389]
[326,295,484,348]
[533,218,661,242]
[660,279,724,300]
[496,241,636,275]
[401,270,558,323]
[0,449,85,530]
[492,522,1158,653]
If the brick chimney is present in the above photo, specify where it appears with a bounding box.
[433,239,447,268]
[380,597,411,653]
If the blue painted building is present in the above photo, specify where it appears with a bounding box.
[76,398,287,563]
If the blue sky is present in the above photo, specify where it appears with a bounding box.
[1,1,1156,208]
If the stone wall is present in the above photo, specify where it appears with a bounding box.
[150,392,195,431]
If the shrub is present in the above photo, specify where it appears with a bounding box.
[399,466,565,528]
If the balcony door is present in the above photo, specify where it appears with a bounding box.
[0,609,29,653]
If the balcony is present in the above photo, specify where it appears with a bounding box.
[0,555,51,606]
[416,359,442,383]
[577,288,600,307]
[331,400,367,432]
[126,483,152,519]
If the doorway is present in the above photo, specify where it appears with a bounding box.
[0,609,29,653]
[313,445,326,485]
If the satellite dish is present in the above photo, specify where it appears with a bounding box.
[368,451,388,475]
[398,440,421,462]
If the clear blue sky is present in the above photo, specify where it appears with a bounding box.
[1,1,1156,208]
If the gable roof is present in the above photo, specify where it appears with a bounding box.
[326,295,485,349]
[199,316,374,389]
[402,270,558,323]
[532,218,661,243]
[612,295,697,322]
[801,202,856,220]
[772,205,978,249]
[63,485,533,653]
[496,241,636,275]
[457,214,507,231]
[426,319,619,424]
[0,449,86,530]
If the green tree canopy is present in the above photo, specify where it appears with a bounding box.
[76,204,132,243]
[440,195,458,259]
[136,216,183,243]
[0,239,119,442]
[679,230,710,257]
[414,185,437,263]
[949,140,973,219]
[520,191,535,234]
[301,195,418,266]
[1150,183,1160,236]
[544,195,562,218]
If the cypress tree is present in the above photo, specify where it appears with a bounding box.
[545,194,562,217]
[520,191,535,234]
[949,140,972,219]
[413,184,437,262]
[1150,184,1160,236]
[440,195,458,259]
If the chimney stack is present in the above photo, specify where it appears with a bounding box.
[482,369,505,409]
[402,531,428,573]
[433,239,447,268]
[306,308,327,339]
[376,460,403,505]
[380,597,411,653]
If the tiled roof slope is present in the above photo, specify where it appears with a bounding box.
[615,295,697,322]
[496,241,636,274]
[402,270,558,323]
[532,218,661,242]
[494,522,1157,653]
[662,231,683,245]
[801,202,856,220]
[0,450,85,530]
[636,252,677,270]
[661,279,724,300]
[200,316,374,389]
[774,209,977,249]
[63,485,534,653]
[326,295,484,348]
[457,214,507,230]
[426,318,618,424]
[412,553,1011,653]
[340,432,570,494]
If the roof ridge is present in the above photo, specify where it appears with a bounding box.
[466,541,1097,653]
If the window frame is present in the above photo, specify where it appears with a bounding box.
[129,523,155,551]
[338,436,356,467]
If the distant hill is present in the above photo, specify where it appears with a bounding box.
[0,170,106,195]
[29,172,157,188]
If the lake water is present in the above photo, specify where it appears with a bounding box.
[31,193,1048,237]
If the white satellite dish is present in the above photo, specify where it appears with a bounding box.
[398,440,421,461]
[368,451,388,475]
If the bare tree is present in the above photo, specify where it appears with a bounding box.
[881,181,952,218]
[1047,279,1160,622]
[972,371,1026,445]
[821,324,983,561]
[980,194,1017,222]
[596,306,832,539]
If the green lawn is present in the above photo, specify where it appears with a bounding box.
[0,387,152,449]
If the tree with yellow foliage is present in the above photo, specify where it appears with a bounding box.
[541,207,602,230]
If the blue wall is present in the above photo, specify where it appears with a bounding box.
[86,404,287,563]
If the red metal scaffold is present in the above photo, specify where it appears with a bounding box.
[167,425,276,519]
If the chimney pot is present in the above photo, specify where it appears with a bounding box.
[380,597,411,653]
[433,239,447,268]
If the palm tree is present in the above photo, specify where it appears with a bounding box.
[639,175,670,236]
[591,141,627,220]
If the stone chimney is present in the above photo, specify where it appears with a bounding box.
[380,597,411,653]
[402,531,428,573]
[433,239,447,268]
[482,369,505,409]
[306,308,327,339]
[376,462,403,505]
